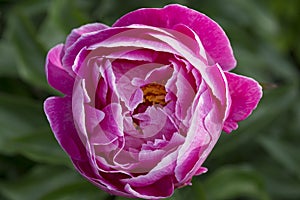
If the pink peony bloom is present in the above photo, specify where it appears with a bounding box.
[44,4,262,199]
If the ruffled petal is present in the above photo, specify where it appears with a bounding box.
[223,72,263,133]
[45,44,74,95]
[113,4,236,70]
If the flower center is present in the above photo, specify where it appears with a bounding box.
[140,83,167,106]
[132,83,168,132]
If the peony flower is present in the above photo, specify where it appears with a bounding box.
[44,4,262,199]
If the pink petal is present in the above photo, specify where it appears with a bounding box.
[175,92,212,183]
[100,103,124,138]
[115,62,165,111]
[45,44,74,95]
[105,48,173,64]
[144,64,174,84]
[173,24,208,62]
[96,59,119,109]
[223,72,263,133]
[175,76,224,183]
[113,4,236,70]
[135,107,169,139]
[125,135,184,187]
[71,79,93,149]
[73,159,137,198]
[84,105,105,136]
[203,64,231,123]
[96,172,136,198]
[44,96,85,160]
[124,175,174,199]
[65,23,109,51]
[71,47,91,75]
[175,66,196,121]
[195,166,208,175]
[44,97,132,198]
[87,26,178,56]
[62,28,128,69]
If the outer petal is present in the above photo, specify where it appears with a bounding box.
[65,23,109,51]
[44,96,86,160]
[124,175,174,199]
[45,44,74,95]
[113,4,236,70]
[62,28,128,69]
[223,72,263,133]
[175,89,212,184]
[122,149,178,186]
[44,96,133,198]
[175,63,229,184]
[175,82,211,183]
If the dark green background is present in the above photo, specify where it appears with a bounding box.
[0,0,299,199]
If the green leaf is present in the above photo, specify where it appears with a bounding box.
[0,94,68,165]
[254,155,300,200]
[0,94,46,137]
[0,41,18,76]
[46,0,89,33]
[0,165,107,200]
[203,165,270,200]
[265,174,300,199]
[259,137,300,178]
[115,196,133,200]
[6,7,49,90]
[290,99,300,137]
[8,127,70,166]
[38,0,90,49]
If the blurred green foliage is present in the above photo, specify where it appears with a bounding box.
[0,0,299,199]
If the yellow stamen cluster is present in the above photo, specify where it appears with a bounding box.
[140,83,168,106]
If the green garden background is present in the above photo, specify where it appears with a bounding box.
[0,0,299,199]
